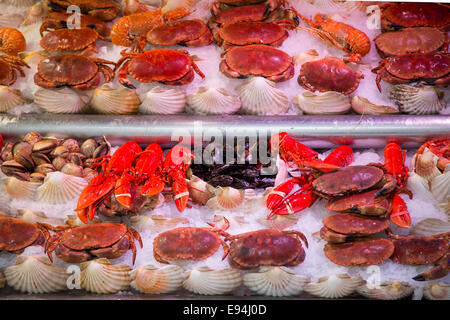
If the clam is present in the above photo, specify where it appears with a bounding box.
[182,267,242,295]
[4,176,40,200]
[430,166,450,203]
[4,256,69,294]
[423,283,450,300]
[60,162,84,177]
[130,265,185,294]
[257,214,299,230]
[411,218,450,236]
[36,171,87,205]
[293,49,320,66]
[389,84,447,115]
[80,258,131,294]
[0,86,27,112]
[24,131,42,146]
[412,148,442,182]
[206,186,246,211]
[34,87,90,114]
[237,77,289,115]
[80,139,98,158]
[304,274,364,299]
[129,214,189,233]
[351,96,399,115]
[187,87,241,115]
[139,87,186,114]
[187,175,214,205]
[356,281,414,300]
[90,84,140,115]
[0,14,24,28]
[295,91,351,115]
[243,267,310,297]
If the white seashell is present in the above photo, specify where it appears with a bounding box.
[36,171,87,205]
[423,283,450,300]
[129,214,189,233]
[161,0,195,12]
[439,196,450,216]
[413,148,442,182]
[243,267,310,297]
[4,177,40,200]
[304,274,364,298]
[139,86,186,114]
[206,186,245,211]
[34,87,90,114]
[356,281,414,300]
[0,14,23,28]
[209,214,247,229]
[187,87,241,115]
[238,77,289,115]
[406,172,432,199]
[258,214,299,230]
[187,175,214,205]
[0,272,4,289]
[5,0,37,7]
[411,218,450,236]
[16,209,64,225]
[183,267,242,295]
[389,85,446,115]
[21,2,46,26]
[130,265,185,294]
[4,256,69,294]
[431,167,450,203]
[351,96,399,115]
[295,91,351,115]
[0,86,27,112]
[293,49,320,66]
[90,84,140,115]
[80,258,131,294]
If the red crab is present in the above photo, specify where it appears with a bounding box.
[0,28,26,56]
[0,54,29,86]
[220,44,294,82]
[115,49,205,89]
[226,229,308,269]
[46,0,120,21]
[44,222,142,264]
[372,52,450,92]
[40,28,106,54]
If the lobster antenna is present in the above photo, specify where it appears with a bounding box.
[283,0,313,26]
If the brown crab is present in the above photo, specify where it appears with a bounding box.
[153,224,229,264]
[0,215,50,254]
[372,52,450,92]
[0,54,29,86]
[220,44,294,82]
[226,229,308,269]
[40,28,105,54]
[46,0,120,21]
[34,53,115,90]
[298,57,364,95]
[387,229,449,281]
[45,222,143,264]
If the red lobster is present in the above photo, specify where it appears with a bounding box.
[266,132,353,218]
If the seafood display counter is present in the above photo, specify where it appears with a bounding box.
[0,0,449,301]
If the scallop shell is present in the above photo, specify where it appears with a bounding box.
[238,77,289,115]
[80,258,131,294]
[389,85,446,115]
[130,265,185,294]
[90,84,140,115]
[187,175,214,205]
[4,256,69,294]
[351,96,399,115]
[295,91,351,115]
[21,2,46,26]
[0,272,5,289]
[182,267,242,295]
[129,214,189,233]
[293,49,320,66]
[5,0,37,7]
[413,148,442,182]
[243,267,309,297]
[431,166,450,203]
[4,177,40,200]
[304,274,364,298]
[411,218,450,236]
[187,87,241,115]
[206,186,245,211]
[139,87,186,114]
[356,281,414,300]
[439,196,450,216]
[0,86,27,112]
[0,14,23,28]
[34,87,90,114]
[162,0,195,12]
[423,283,450,300]
[36,171,88,205]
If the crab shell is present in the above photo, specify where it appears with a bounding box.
[324,238,395,266]
[217,21,288,48]
[40,28,99,52]
[312,166,386,199]
[0,59,14,85]
[145,19,213,47]
[389,234,449,265]
[220,44,294,82]
[49,223,142,263]
[227,229,308,269]
[381,3,450,31]
[325,189,392,216]
[47,0,120,21]
[0,216,45,253]
[298,57,363,95]
[212,5,268,24]
[374,27,447,57]
[153,227,227,263]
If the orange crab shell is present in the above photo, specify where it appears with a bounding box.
[325,189,392,216]
[40,28,99,52]
[0,217,45,252]
[218,21,288,47]
[323,213,390,236]
[0,28,26,56]
[390,235,449,265]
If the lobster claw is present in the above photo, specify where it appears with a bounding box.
[390,194,411,228]
[268,185,313,219]
[172,171,189,212]
[115,172,133,209]
[141,175,165,197]
[266,177,305,211]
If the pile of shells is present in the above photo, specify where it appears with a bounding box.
[1,132,110,202]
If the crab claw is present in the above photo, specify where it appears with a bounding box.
[390,194,411,228]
